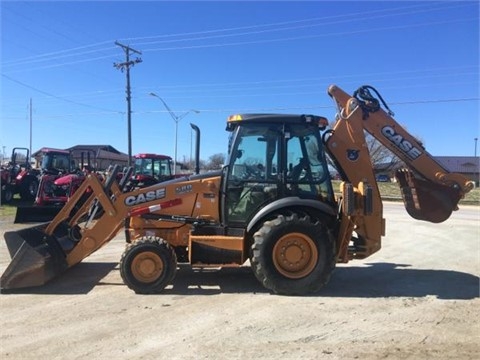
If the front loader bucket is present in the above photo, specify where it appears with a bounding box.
[1,224,68,289]
[14,205,62,223]
[395,169,461,223]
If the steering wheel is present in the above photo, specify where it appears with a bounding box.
[230,175,243,187]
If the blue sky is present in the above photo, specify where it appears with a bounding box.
[1,1,479,164]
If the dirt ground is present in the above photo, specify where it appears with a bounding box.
[0,202,479,360]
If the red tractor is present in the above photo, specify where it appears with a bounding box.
[1,148,40,203]
[34,149,95,207]
[0,165,14,203]
[14,153,176,222]
[124,153,175,190]
[12,148,81,222]
[37,153,175,204]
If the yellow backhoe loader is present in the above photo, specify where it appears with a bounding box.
[1,85,474,295]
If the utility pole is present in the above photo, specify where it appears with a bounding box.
[29,98,32,161]
[475,137,478,157]
[114,41,142,166]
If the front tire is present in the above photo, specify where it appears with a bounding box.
[120,236,177,294]
[251,213,335,295]
[1,185,14,203]
[20,176,39,200]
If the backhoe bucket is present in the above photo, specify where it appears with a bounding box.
[14,205,62,223]
[395,169,461,223]
[1,224,68,289]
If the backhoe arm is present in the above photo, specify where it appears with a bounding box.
[328,85,473,195]
[325,85,474,261]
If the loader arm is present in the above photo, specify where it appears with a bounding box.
[325,85,474,262]
[1,166,221,289]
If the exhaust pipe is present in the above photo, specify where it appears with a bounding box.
[190,123,200,175]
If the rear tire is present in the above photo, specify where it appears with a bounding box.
[250,213,335,295]
[120,236,177,294]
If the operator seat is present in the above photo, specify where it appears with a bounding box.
[291,158,307,181]
[289,158,308,195]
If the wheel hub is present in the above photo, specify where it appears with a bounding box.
[273,233,318,279]
[131,251,164,283]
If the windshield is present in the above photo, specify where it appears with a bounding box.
[41,153,70,171]
[135,157,172,177]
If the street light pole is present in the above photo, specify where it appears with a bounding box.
[475,137,478,157]
[174,117,178,174]
[149,93,199,174]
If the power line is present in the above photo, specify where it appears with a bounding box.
[7,65,476,102]
[2,96,477,121]
[131,2,473,47]
[2,72,477,111]
[2,2,475,71]
[1,73,121,113]
[140,17,477,52]
[4,15,475,73]
[123,1,443,43]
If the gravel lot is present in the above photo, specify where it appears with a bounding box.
[1,202,479,359]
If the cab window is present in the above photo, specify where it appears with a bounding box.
[226,125,279,223]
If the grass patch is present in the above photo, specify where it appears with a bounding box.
[378,181,479,205]
[0,203,18,217]
[463,186,480,204]
[0,197,32,217]
[332,180,479,205]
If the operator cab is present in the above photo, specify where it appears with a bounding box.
[223,114,334,226]
[40,149,72,175]
[133,154,173,186]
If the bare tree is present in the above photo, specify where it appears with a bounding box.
[205,153,226,171]
[365,132,403,172]
[324,131,406,179]
[182,156,206,171]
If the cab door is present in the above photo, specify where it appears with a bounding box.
[225,124,281,226]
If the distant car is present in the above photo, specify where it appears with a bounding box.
[376,174,390,182]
